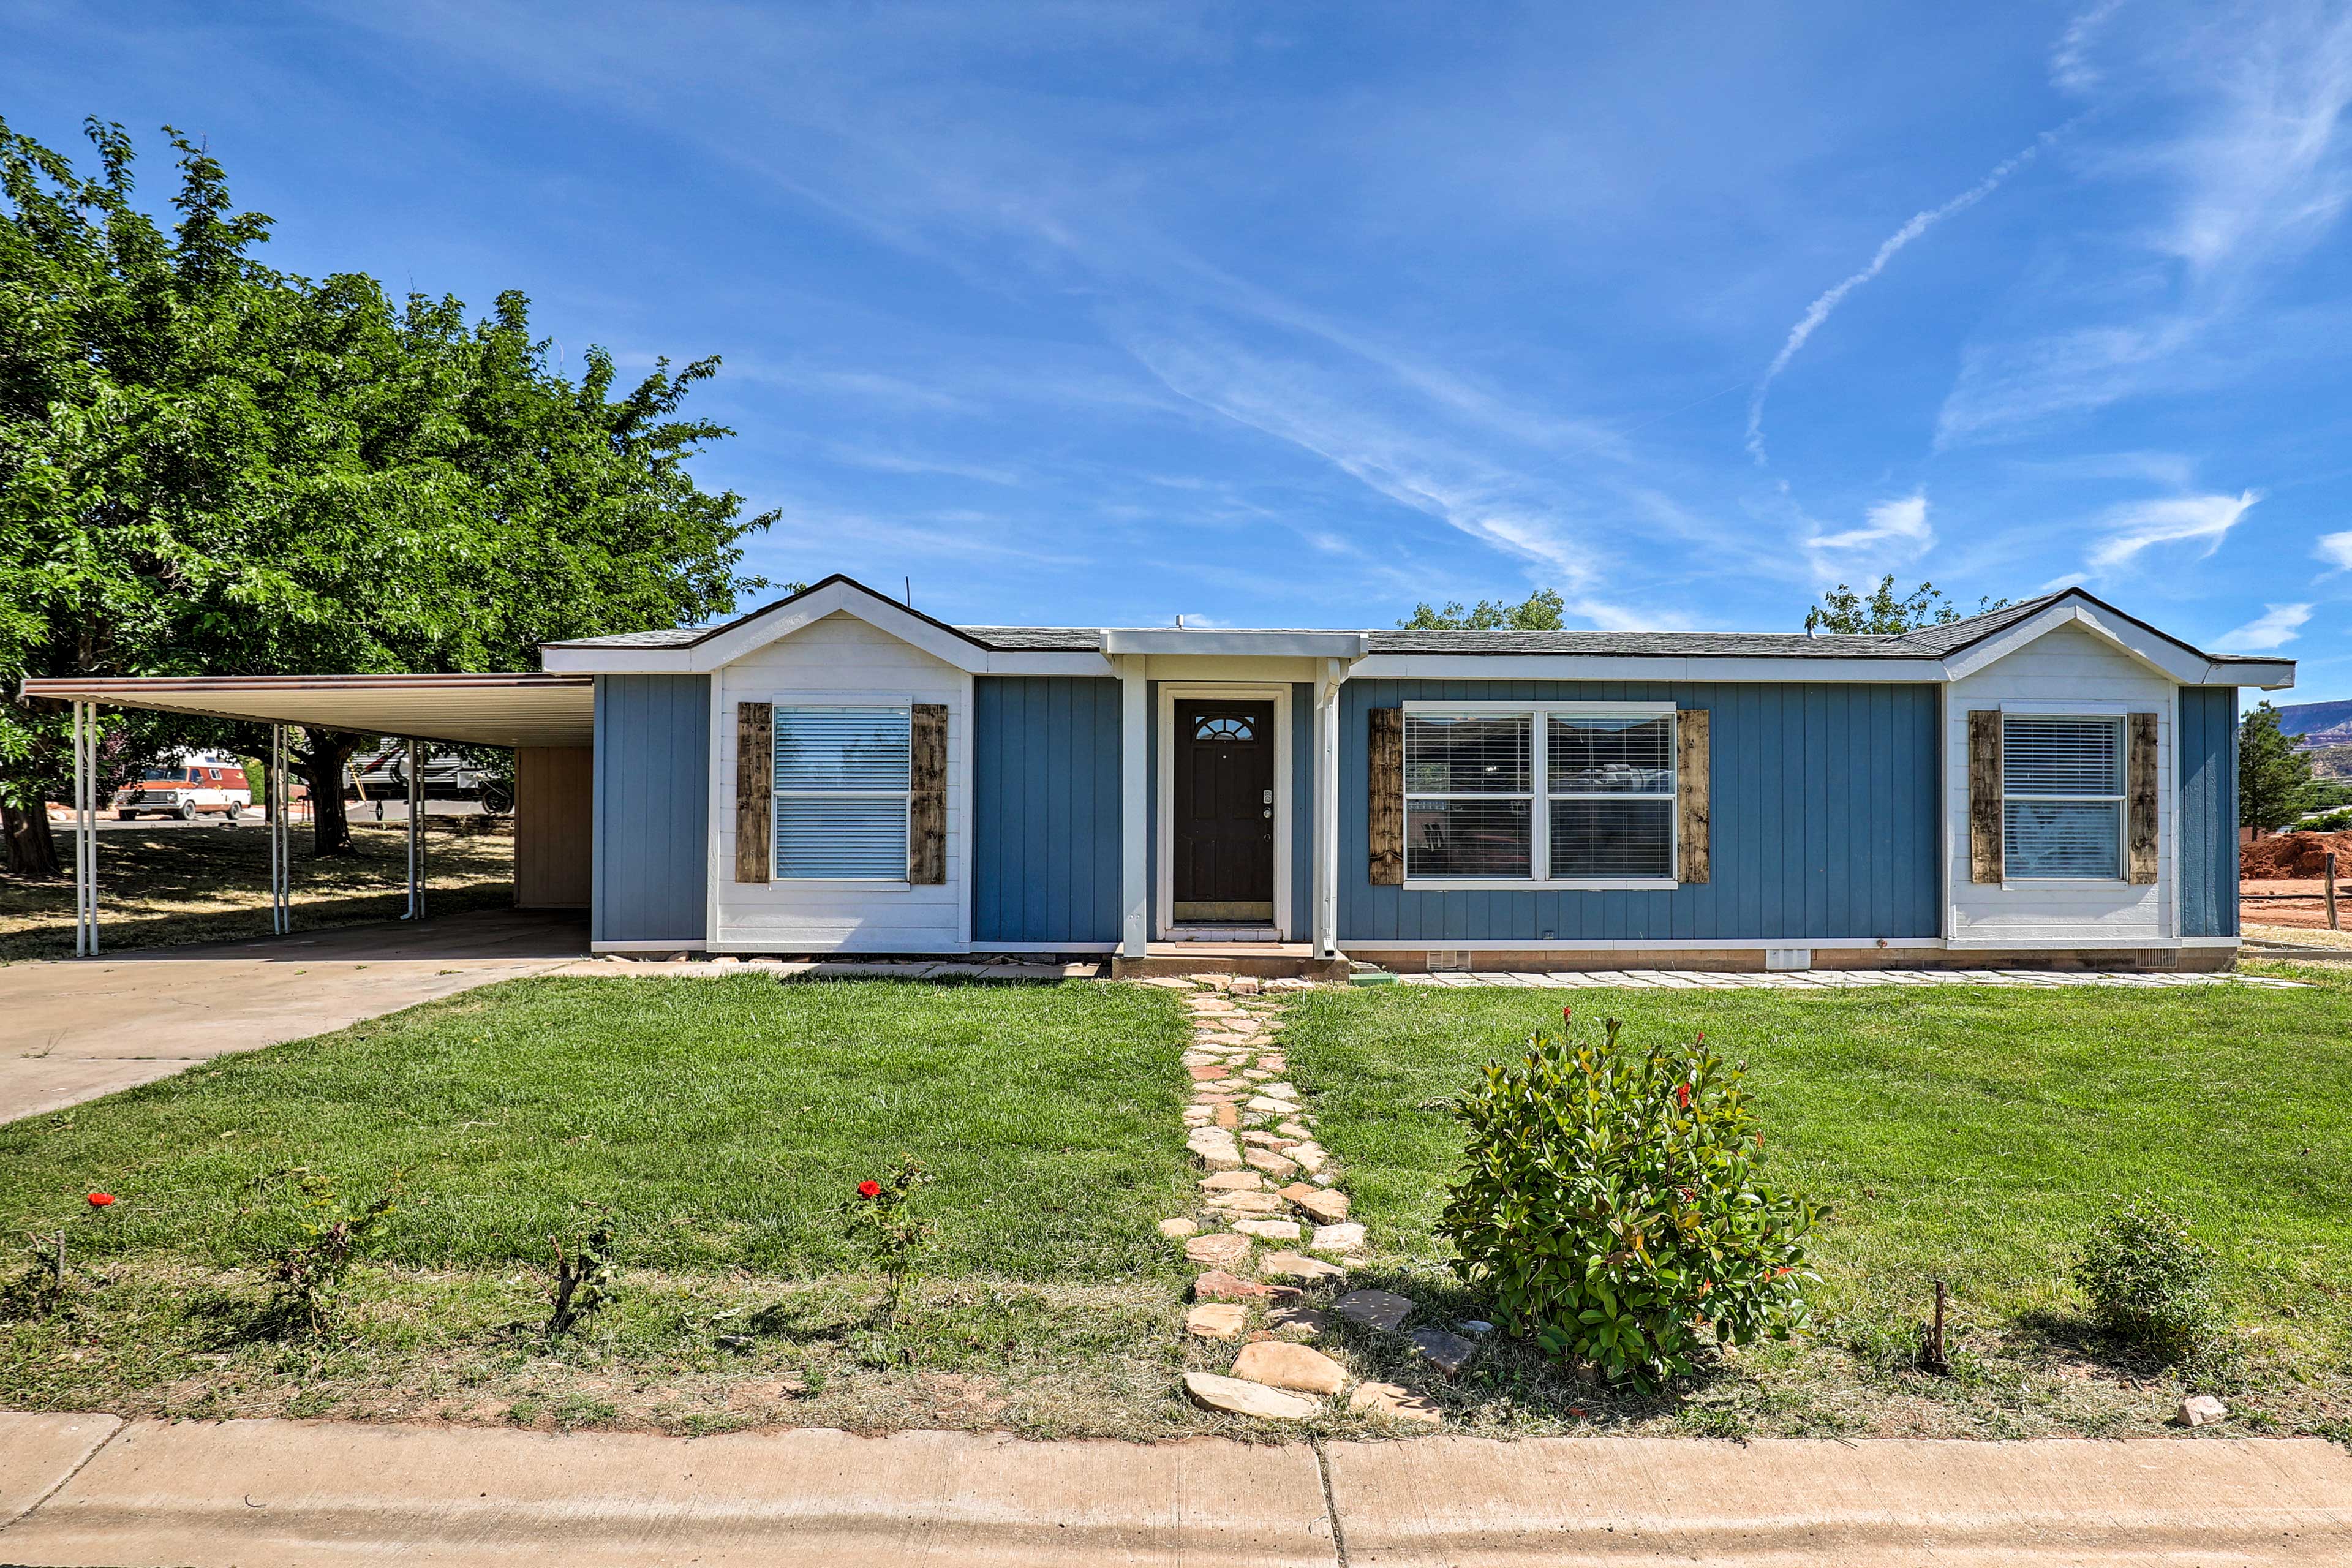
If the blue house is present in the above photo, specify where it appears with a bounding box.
[536,576,2285,974]
[36,575,2290,973]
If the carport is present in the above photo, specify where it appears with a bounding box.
[21,673,594,956]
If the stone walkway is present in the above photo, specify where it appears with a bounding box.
[1396,967,2305,989]
[1139,976,1464,1425]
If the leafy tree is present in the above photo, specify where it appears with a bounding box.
[2239,701,2318,832]
[2,117,773,870]
[1400,587,1566,630]
[1804,576,2007,635]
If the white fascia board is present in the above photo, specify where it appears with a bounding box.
[1940,601,2206,685]
[1103,628,1365,658]
[2211,661,2295,690]
[1347,654,1947,683]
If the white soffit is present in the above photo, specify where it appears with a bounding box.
[20,674,595,748]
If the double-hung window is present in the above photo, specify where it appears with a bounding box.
[2001,714,2124,880]
[1403,704,1678,884]
[772,705,911,880]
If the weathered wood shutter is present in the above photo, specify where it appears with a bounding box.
[1368,707,1404,886]
[2127,711,2159,885]
[909,703,948,886]
[1676,708,1710,884]
[734,702,772,883]
[1967,710,2003,884]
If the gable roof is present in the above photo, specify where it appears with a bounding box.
[540,576,2292,685]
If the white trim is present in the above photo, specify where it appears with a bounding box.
[1353,654,1951,683]
[2180,936,2243,947]
[1118,657,1149,959]
[1401,698,1675,715]
[1106,628,1363,658]
[957,670,975,951]
[1403,878,1679,892]
[1157,682,1294,942]
[594,939,706,952]
[1314,657,1344,959]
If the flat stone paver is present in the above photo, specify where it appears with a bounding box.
[1324,1434,2352,1566]
[0,1417,1339,1567]
[1394,968,2300,990]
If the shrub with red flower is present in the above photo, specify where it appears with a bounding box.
[840,1156,936,1315]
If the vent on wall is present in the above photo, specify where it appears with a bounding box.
[1426,949,1471,973]
[1764,948,1813,971]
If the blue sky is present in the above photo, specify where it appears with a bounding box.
[8,2,2351,694]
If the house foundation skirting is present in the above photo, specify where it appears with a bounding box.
[1349,944,2235,974]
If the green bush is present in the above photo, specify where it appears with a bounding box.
[1436,1014,1820,1390]
[2072,1195,2222,1360]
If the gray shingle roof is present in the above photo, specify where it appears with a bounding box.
[545,582,2282,669]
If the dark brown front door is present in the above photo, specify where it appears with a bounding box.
[1174,701,1275,924]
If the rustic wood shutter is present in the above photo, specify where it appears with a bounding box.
[909,703,948,886]
[2127,710,2159,885]
[1368,706,1404,886]
[1967,710,2003,884]
[1676,708,1710,884]
[734,702,772,883]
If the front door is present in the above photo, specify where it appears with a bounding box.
[1174,700,1275,924]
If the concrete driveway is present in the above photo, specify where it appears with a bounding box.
[0,910,593,1125]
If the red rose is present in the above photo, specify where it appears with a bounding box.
[86,1192,115,1207]
[1675,1083,1692,1109]
[857,1180,882,1199]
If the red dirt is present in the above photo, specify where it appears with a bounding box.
[2240,877,2345,930]
[2241,831,2352,880]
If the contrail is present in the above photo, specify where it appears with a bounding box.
[1745,126,2070,464]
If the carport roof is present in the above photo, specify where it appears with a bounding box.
[19,673,595,749]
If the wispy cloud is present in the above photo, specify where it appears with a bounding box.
[1746,132,2063,463]
[1939,1,2352,445]
[1806,491,1934,574]
[2218,601,2312,649]
[2083,489,2262,571]
[2052,1,2128,96]
[2316,530,2352,571]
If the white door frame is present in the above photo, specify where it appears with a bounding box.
[1156,682,1294,940]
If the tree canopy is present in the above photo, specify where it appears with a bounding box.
[2239,701,2318,832]
[1399,587,1565,631]
[1,117,774,867]
[1803,576,2006,635]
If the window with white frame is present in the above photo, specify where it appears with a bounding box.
[2001,714,2123,880]
[772,705,911,880]
[1404,706,1677,883]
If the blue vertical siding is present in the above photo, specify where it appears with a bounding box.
[592,674,710,944]
[1338,680,1942,943]
[971,677,1123,944]
[2178,687,2240,938]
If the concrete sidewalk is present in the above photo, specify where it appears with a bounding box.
[2,1414,2348,1567]
[0,910,592,1124]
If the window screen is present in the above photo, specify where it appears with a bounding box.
[1402,709,1677,881]
[2002,715,2123,880]
[772,706,911,879]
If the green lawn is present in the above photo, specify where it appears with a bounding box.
[1278,973,2352,1439]
[0,977,1200,1437]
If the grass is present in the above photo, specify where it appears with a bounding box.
[0,822,516,961]
[0,976,1204,1438]
[1274,979,2352,1441]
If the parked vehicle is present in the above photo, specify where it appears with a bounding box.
[114,752,252,821]
[347,747,507,812]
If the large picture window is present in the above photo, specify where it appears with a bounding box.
[1404,704,1677,884]
[772,706,911,880]
[2002,714,2123,880]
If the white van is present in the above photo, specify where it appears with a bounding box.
[114,752,253,821]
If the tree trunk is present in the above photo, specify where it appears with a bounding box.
[298,734,360,857]
[2,800,64,880]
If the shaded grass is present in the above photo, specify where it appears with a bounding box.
[1,976,1196,1280]
[0,824,514,961]
[1275,982,2352,1436]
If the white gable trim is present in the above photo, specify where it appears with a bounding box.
[1939,597,2291,688]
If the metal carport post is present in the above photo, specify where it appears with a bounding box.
[404,736,424,920]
